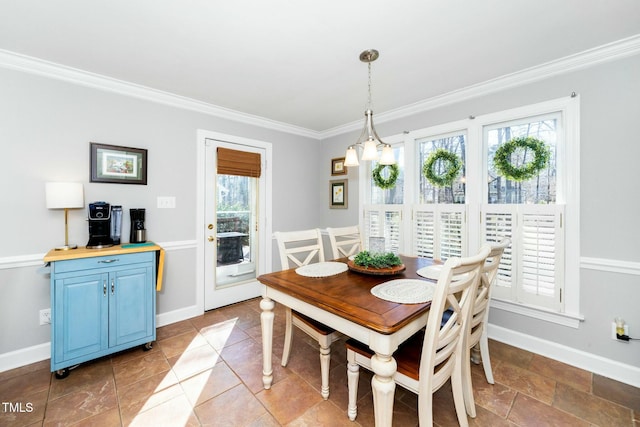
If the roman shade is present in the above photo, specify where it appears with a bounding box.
[217,147,261,177]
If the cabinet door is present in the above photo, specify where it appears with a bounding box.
[109,265,154,347]
[54,273,109,363]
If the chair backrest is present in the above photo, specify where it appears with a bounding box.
[326,225,363,259]
[468,238,511,342]
[274,228,325,270]
[418,244,491,394]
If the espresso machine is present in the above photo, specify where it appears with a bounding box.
[87,202,114,248]
[129,208,146,244]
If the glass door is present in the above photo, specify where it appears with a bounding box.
[204,139,265,310]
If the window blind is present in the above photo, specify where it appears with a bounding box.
[217,147,261,177]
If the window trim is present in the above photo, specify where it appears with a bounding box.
[473,96,580,318]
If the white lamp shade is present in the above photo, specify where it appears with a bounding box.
[46,182,84,209]
[361,138,379,161]
[344,146,360,167]
[379,145,396,165]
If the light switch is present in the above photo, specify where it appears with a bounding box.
[157,196,176,209]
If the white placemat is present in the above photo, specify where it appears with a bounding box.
[295,261,348,278]
[417,265,470,282]
[416,264,443,280]
[371,279,436,304]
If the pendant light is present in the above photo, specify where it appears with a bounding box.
[344,49,395,167]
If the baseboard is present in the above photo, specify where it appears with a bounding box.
[0,305,202,373]
[156,304,202,327]
[488,323,640,388]
[0,343,50,373]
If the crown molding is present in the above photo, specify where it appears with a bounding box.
[1,34,639,141]
[321,34,640,139]
[0,50,322,140]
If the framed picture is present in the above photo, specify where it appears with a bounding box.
[330,179,348,209]
[90,142,148,185]
[331,157,347,175]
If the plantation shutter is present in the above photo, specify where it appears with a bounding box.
[412,205,466,260]
[482,207,515,300]
[413,209,435,258]
[363,205,403,254]
[217,147,261,177]
[518,206,563,309]
[482,204,563,310]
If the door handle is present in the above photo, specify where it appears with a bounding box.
[208,236,215,242]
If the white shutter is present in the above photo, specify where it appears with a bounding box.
[412,205,466,260]
[482,204,563,311]
[439,207,466,259]
[517,205,564,310]
[483,206,515,300]
[363,205,403,254]
[413,208,435,258]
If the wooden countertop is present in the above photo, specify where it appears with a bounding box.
[43,242,162,262]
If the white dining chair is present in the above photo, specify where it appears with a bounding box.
[326,225,363,260]
[461,238,510,416]
[345,245,491,426]
[273,228,341,399]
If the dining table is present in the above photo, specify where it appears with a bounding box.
[257,255,435,427]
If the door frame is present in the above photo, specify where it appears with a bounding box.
[196,129,273,313]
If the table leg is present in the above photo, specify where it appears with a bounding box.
[260,297,275,389]
[370,352,397,427]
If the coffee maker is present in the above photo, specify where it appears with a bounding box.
[87,202,114,248]
[129,208,146,244]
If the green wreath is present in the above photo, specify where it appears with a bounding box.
[493,137,550,182]
[372,163,400,189]
[422,149,462,187]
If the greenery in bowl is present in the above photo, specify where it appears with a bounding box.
[353,251,402,269]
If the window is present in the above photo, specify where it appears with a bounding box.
[359,97,580,321]
[483,114,563,310]
[362,145,405,254]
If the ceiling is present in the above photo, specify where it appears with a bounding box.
[1,1,639,134]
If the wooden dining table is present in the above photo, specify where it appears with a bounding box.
[257,255,435,427]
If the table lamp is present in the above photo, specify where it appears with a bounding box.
[46,182,84,250]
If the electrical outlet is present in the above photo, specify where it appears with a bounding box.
[39,308,51,325]
[611,321,630,340]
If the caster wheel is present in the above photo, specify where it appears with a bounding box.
[142,342,153,351]
[55,368,69,379]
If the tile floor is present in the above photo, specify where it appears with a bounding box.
[1,298,639,426]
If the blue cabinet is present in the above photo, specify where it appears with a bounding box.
[47,249,157,374]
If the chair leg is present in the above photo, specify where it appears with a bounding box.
[461,342,477,418]
[318,335,331,400]
[346,349,359,421]
[451,364,470,427]
[479,329,494,384]
[281,307,293,367]
[470,343,482,365]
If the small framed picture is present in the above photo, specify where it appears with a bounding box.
[331,157,347,175]
[330,179,348,209]
[90,142,148,185]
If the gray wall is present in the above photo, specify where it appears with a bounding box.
[0,67,320,355]
[321,54,640,369]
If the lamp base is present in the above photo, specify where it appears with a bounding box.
[54,244,78,251]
